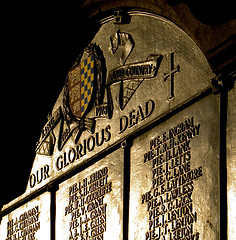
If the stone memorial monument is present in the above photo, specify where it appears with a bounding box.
[0,3,235,240]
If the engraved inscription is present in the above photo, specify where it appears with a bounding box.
[29,165,50,188]
[5,206,40,240]
[64,167,112,240]
[56,125,111,171]
[119,99,155,134]
[142,117,202,240]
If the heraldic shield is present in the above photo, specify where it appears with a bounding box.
[68,53,95,119]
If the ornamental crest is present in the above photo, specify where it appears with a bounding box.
[59,44,111,150]
[67,52,95,118]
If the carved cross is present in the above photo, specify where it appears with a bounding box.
[163,52,180,99]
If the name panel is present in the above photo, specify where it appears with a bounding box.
[56,148,124,240]
[0,192,51,240]
[129,94,220,239]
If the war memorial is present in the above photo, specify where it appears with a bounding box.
[0,1,235,239]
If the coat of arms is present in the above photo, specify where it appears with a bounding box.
[67,52,95,118]
[59,44,111,149]
[36,31,163,154]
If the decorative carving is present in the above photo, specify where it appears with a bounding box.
[109,30,163,110]
[163,52,180,99]
[60,44,110,149]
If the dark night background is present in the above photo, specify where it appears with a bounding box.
[0,2,235,208]
[1,3,89,207]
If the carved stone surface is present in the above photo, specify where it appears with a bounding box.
[55,148,124,240]
[227,83,236,240]
[0,192,51,240]
[129,94,220,239]
[20,11,214,199]
[1,10,223,240]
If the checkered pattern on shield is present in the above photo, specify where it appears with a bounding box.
[68,54,95,118]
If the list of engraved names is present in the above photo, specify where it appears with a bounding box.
[5,206,40,240]
[64,167,112,240]
[142,117,202,240]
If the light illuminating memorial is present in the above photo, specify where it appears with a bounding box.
[0,6,235,240]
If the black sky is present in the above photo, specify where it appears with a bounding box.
[1,3,88,207]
